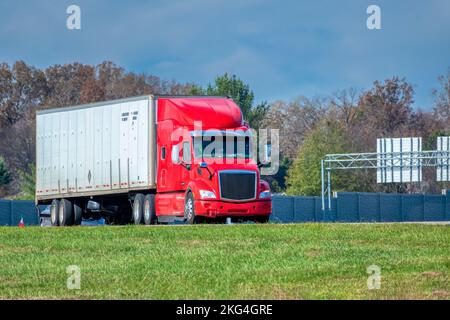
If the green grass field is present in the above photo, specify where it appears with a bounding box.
[0,223,449,299]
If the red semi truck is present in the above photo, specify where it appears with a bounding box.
[36,95,272,225]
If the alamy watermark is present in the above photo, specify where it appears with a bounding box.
[367,264,381,290]
[66,5,81,30]
[67,265,81,290]
[366,5,381,30]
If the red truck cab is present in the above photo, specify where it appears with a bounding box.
[153,97,271,223]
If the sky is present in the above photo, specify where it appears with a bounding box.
[0,0,449,109]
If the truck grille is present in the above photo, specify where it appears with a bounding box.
[219,171,256,201]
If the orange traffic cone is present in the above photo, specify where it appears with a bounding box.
[18,217,25,228]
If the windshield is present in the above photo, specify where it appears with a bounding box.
[193,136,251,159]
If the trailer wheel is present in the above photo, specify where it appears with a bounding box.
[185,192,197,224]
[50,200,60,227]
[143,194,156,225]
[73,203,82,226]
[132,193,144,225]
[59,199,73,226]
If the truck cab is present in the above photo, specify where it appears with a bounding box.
[153,97,272,224]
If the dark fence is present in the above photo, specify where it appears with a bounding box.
[0,200,39,226]
[1,191,450,226]
[271,191,450,223]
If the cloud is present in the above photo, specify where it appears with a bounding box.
[0,0,448,107]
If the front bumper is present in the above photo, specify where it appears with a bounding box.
[195,199,272,218]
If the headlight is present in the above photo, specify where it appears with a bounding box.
[199,190,216,199]
[259,191,271,199]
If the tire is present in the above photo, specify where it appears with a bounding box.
[50,199,60,227]
[184,192,197,224]
[58,199,73,226]
[132,193,145,225]
[73,203,82,225]
[143,194,157,225]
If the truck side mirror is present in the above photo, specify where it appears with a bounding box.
[172,145,180,164]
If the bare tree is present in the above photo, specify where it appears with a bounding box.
[432,69,450,131]
[262,96,326,159]
[0,61,47,125]
[0,116,35,195]
[330,88,360,126]
[359,77,414,137]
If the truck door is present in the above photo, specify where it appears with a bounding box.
[156,121,191,214]
[157,121,189,193]
[166,139,190,192]
[156,120,175,193]
[179,140,191,190]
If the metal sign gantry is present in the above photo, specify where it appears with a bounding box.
[321,150,450,210]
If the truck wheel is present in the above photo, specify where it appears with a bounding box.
[185,192,197,224]
[73,203,82,226]
[50,200,60,227]
[143,194,156,225]
[59,199,73,226]
[132,193,144,225]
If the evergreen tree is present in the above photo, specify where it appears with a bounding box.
[202,73,269,129]
[0,156,11,196]
[286,121,361,196]
[17,163,35,200]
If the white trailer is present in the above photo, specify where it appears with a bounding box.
[36,96,157,202]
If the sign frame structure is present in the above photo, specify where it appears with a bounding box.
[320,137,450,211]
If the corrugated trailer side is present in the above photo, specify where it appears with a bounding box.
[36,96,157,202]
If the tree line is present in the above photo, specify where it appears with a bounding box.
[0,60,448,198]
